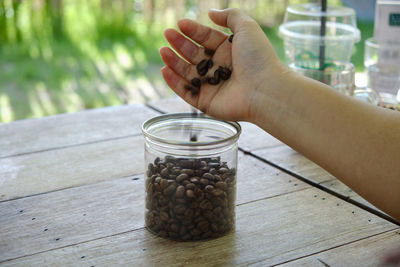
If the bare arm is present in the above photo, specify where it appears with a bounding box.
[159,8,400,221]
[253,68,400,221]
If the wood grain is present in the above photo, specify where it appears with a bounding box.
[2,188,397,266]
[320,179,384,213]
[0,104,157,158]
[148,97,283,151]
[253,145,334,184]
[278,229,400,267]
[254,146,389,217]
[0,136,145,201]
[0,151,309,262]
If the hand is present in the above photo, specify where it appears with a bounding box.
[160,8,286,122]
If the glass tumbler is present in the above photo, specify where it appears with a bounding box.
[142,113,241,241]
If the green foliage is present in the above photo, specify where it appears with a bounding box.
[0,0,372,123]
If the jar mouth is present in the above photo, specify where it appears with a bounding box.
[142,113,241,147]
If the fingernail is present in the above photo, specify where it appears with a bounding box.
[210,8,223,12]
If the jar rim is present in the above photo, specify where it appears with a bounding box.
[142,113,241,147]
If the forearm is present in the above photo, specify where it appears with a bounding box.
[252,68,400,221]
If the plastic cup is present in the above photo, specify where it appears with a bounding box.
[364,38,400,101]
[290,61,355,95]
[279,3,360,68]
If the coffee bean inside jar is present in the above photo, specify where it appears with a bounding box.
[145,155,236,241]
[142,113,241,241]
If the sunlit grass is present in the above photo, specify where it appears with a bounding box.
[0,0,372,123]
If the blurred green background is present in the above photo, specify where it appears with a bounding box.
[0,0,373,122]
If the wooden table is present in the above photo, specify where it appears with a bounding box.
[1,97,399,266]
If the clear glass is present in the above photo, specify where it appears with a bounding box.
[142,113,241,241]
[364,38,400,101]
[290,61,355,95]
[279,3,360,65]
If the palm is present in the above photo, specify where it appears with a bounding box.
[160,17,272,121]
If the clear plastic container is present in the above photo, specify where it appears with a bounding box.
[364,38,400,100]
[279,3,360,67]
[142,113,241,241]
[290,61,355,95]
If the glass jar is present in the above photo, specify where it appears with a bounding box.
[142,113,241,241]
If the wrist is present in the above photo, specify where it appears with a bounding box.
[249,63,295,127]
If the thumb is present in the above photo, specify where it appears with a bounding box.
[208,8,254,34]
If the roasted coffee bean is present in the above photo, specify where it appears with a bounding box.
[176,173,188,183]
[185,84,200,95]
[181,168,195,176]
[145,155,236,241]
[207,77,219,85]
[204,48,214,56]
[164,184,177,196]
[205,185,215,192]
[228,34,234,42]
[189,176,199,183]
[213,189,224,196]
[197,220,209,232]
[160,179,168,190]
[198,68,208,76]
[203,173,214,180]
[186,189,195,198]
[174,204,186,214]
[216,181,227,190]
[160,168,169,178]
[197,59,208,71]
[185,183,196,190]
[154,176,162,184]
[179,159,193,168]
[160,211,169,221]
[207,59,213,69]
[214,69,221,81]
[184,208,194,218]
[175,185,185,198]
[191,228,201,236]
[191,78,201,88]
[200,178,209,186]
[197,59,208,76]
[219,67,232,80]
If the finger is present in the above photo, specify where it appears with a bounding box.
[159,47,199,81]
[161,66,198,107]
[164,29,205,65]
[178,19,228,50]
[208,8,255,33]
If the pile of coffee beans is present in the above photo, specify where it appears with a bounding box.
[145,155,236,241]
[184,34,234,96]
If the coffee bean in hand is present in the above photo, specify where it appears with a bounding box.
[204,49,214,56]
[191,78,201,88]
[228,34,234,43]
[197,59,208,76]
[207,77,219,85]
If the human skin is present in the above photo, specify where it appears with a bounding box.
[159,8,400,222]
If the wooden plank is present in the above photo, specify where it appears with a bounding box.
[253,145,334,184]
[320,179,384,213]
[278,229,400,267]
[2,188,397,266]
[0,136,145,201]
[0,151,309,261]
[148,97,283,151]
[253,146,390,217]
[0,104,157,158]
